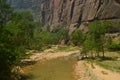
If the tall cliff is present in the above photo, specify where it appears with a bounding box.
[41,0,120,33]
[8,0,120,33]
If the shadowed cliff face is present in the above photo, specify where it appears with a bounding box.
[115,0,120,4]
[41,0,120,33]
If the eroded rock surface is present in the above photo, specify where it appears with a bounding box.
[41,0,120,32]
[8,0,120,32]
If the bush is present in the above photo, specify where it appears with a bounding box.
[70,29,84,46]
[31,27,69,50]
[107,43,120,51]
[0,1,40,79]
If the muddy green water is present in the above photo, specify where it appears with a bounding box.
[23,57,77,80]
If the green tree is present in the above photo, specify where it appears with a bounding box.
[83,34,95,57]
[7,12,36,49]
[31,23,43,50]
[57,28,69,44]
[0,1,39,79]
[70,29,84,46]
[0,0,25,79]
[88,20,112,57]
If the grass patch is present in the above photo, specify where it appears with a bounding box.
[95,60,120,73]
[56,46,79,52]
[84,51,120,73]
[94,52,120,73]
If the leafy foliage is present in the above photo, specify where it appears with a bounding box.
[81,20,113,58]
[83,34,95,53]
[30,26,69,50]
[0,1,40,79]
[107,42,120,51]
[70,29,84,46]
[0,0,25,79]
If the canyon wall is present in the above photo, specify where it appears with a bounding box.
[41,0,120,33]
[8,0,120,33]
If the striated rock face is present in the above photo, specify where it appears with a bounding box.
[8,0,120,33]
[41,0,120,33]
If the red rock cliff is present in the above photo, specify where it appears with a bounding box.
[41,0,120,33]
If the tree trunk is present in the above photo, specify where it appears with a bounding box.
[97,52,100,57]
[102,45,105,58]
[91,50,93,58]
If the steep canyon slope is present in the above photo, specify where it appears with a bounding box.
[41,0,120,33]
[8,0,120,33]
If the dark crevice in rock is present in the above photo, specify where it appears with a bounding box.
[81,18,120,23]
[99,17,119,21]
[70,1,75,20]
[115,0,120,4]
[77,12,83,28]
[96,0,102,13]
[41,11,45,25]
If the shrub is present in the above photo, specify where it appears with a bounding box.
[70,29,84,46]
[107,43,120,51]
